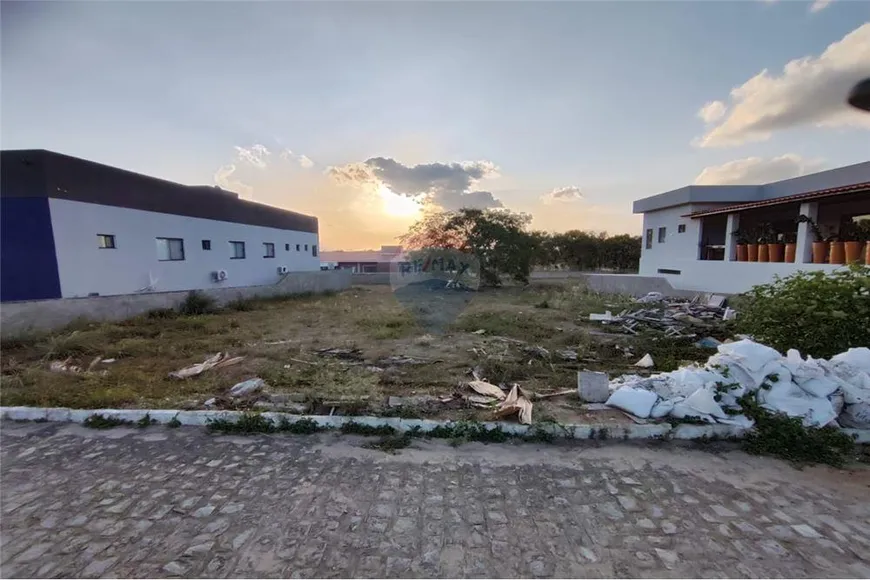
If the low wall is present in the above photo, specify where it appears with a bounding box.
[352,272,392,285]
[0,270,351,337]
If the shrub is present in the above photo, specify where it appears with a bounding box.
[225,296,256,312]
[736,265,870,358]
[178,291,217,316]
[146,307,178,320]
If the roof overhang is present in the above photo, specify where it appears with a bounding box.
[682,182,870,219]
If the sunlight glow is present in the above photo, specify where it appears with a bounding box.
[378,184,422,218]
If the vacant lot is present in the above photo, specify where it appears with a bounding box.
[0,283,723,425]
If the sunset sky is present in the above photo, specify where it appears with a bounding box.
[3,1,868,250]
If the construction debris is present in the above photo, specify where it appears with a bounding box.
[467,394,498,407]
[577,371,610,403]
[376,355,430,366]
[555,349,579,361]
[468,380,507,400]
[492,385,533,425]
[634,354,655,368]
[229,378,265,397]
[588,294,733,337]
[49,358,83,374]
[532,389,575,400]
[169,352,244,379]
[314,347,363,361]
[388,395,438,408]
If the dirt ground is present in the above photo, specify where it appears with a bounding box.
[0,283,726,426]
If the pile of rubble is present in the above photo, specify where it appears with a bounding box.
[603,339,870,430]
[589,292,736,337]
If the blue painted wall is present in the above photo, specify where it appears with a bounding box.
[1,197,62,301]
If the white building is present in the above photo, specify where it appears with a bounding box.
[0,149,321,301]
[633,162,870,294]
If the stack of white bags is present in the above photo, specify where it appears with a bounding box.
[605,339,870,430]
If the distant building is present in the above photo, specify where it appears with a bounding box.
[0,149,321,301]
[633,162,870,294]
[319,245,407,273]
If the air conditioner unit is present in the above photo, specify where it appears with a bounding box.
[277,266,289,275]
[212,269,228,282]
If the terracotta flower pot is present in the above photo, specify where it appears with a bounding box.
[829,241,845,265]
[866,242,870,265]
[747,244,759,262]
[812,241,828,264]
[767,243,784,263]
[758,244,769,263]
[844,241,864,264]
[784,243,797,263]
[736,244,748,262]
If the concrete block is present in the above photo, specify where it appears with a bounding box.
[577,371,610,403]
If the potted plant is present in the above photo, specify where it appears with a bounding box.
[756,223,773,263]
[828,232,846,265]
[839,221,868,264]
[782,231,797,263]
[767,227,785,263]
[732,229,750,261]
[797,214,827,264]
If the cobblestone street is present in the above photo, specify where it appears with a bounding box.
[1,422,869,578]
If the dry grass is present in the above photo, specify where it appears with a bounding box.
[0,283,706,425]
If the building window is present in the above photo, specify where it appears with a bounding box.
[156,237,185,261]
[202,240,212,250]
[230,241,246,259]
[645,229,653,249]
[304,244,309,251]
[285,243,290,251]
[296,244,300,251]
[97,234,116,249]
[658,227,667,243]
[312,244,318,257]
[657,268,681,275]
[678,224,686,233]
[263,242,275,258]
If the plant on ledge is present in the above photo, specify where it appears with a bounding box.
[796,214,824,241]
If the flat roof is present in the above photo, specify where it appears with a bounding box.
[0,149,318,233]
[634,161,870,214]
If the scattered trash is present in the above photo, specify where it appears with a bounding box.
[589,294,733,337]
[605,341,870,429]
[532,389,576,400]
[229,378,265,397]
[101,358,116,364]
[636,292,665,304]
[49,358,82,374]
[366,366,385,373]
[694,337,723,349]
[634,354,655,368]
[87,356,103,372]
[555,349,579,361]
[467,394,498,407]
[468,380,507,400]
[376,355,429,366]
[169,353,245,379]
[522,345,550,359]
[203,397,217,408]
[314,347,363,361]
[577,371,610,403]
[472,329,487,335]
[492,384,533,425]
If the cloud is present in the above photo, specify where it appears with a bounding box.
[698,101,727,124]
[328,157,503,210]
[695,23,870,147]
[213,164,254,198]
[234,144,270,169]
[809,0,832,12]
[280,148,315,169]
[541,186,584,204]
[693,154,827,185]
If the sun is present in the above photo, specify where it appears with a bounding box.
[378,184,422,218]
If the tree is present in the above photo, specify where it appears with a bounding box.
[401,208,536,286]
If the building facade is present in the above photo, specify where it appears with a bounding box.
[633,162,870,294]
[1,150,321,301]
[319,245,408,273]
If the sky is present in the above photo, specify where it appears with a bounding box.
[2,1,869,250]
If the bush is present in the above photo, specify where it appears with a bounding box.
[145,307,178,320]
[736,265,870,358]
[178,291,217,316]
[225,296,256,312]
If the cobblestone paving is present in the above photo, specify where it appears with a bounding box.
[2,422,870,578]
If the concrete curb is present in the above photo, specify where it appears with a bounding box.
[2,406,868,443]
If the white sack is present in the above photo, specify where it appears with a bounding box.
[683,386,728,419]
[606,386,658,419]
[831,347,870,373]
[838,403,870,429]
[650,397,678,419]
[717,340,782,372]
[759,380,837,427]
[669,402,715,424]
[717,414,755,429]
